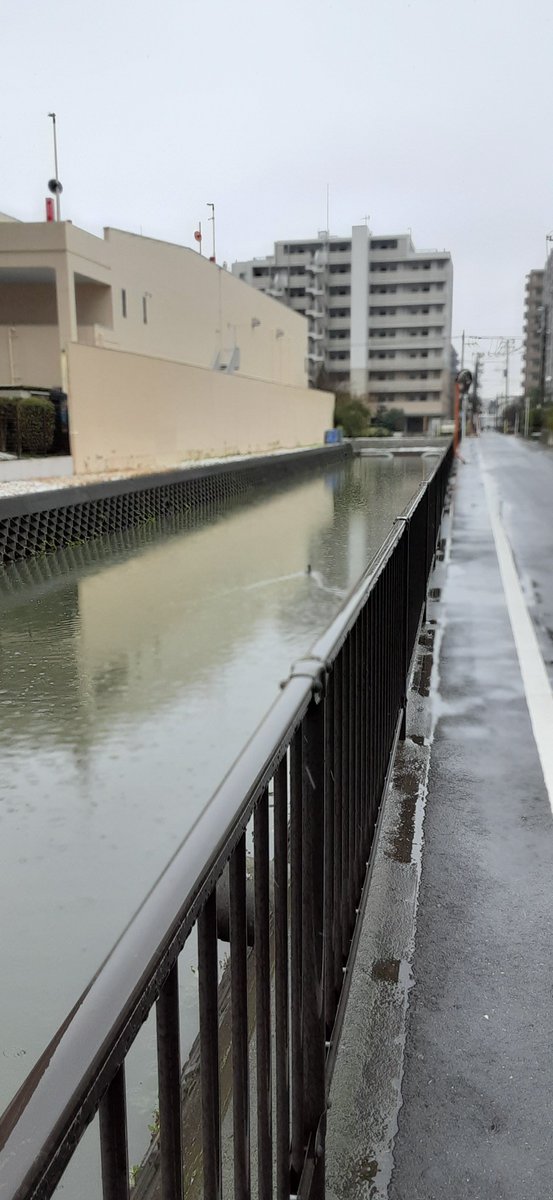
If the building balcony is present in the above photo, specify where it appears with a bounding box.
[367,376,443,393]
[370,268,448,287]
[308,329,324,342]
[387,335,445,351]
[370,312,445,330]
[305,307,325,319]
[371,356,445,372]
[307,349,325,363]
[305,260,325,275]
[306,283,325,297]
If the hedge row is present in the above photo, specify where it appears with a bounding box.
[0,395,55,456]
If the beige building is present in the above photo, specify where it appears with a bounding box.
[0,221,333,473]
[233,226,453,434]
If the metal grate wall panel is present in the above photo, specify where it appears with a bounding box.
[0,446,351,567]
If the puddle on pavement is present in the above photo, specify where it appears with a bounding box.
[410,630,434,698]
[386,765,419,864]
[372,958,401,984]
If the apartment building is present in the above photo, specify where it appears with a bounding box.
[521,269,544,401]
[233,226,453,432]
[541,255,553,404]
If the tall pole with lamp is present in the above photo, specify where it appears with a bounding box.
[47,112,62,221]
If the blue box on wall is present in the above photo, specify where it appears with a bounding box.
[324,428,343,444]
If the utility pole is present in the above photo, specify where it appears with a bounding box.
[460,331,466,437]
[505,338,510,413]
[207,203,216,262]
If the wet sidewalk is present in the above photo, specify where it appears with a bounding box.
[327,435,553,1200]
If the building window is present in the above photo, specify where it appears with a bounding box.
[121,289,127,318]
[143,295,148,324]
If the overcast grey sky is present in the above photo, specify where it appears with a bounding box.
[2,0,552,396]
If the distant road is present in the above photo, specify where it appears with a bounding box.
[479,432,553,688]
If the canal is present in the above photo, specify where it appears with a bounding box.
[0,451,435,1185]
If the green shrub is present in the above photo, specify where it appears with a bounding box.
[365,426,392,438]
[376,406,406,433]
[0,395,55,455]
[334,394,371,437]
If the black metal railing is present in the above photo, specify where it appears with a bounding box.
[0,444,453,1200]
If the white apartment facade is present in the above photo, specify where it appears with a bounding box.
[233,226,453,432]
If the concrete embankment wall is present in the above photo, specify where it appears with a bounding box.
[67,343,334,475]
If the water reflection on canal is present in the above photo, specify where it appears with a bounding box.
[0,453,431,1126]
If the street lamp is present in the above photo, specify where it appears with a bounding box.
[47,113,63,221]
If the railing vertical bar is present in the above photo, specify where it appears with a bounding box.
[333,650,344,1004]
[396,547,403,722]
[341,640,350,961]
[376,578,383,798]
[274,756,290,1200]
[324,669,335,1035]
[351,621,359,902]
[355,618,363,898]
[99,1064,130,1200]
[379,578,383,792]
[386,559,393,746]
[370,590,377,834]
[290,729,304,1182]
[156,963,184,1200]
[255,789,273,1200]
[302,693,327,1199]
[229,834,251,1200]
[348,631,356,929]
[359,600,369,854]
[198,891,222,1200]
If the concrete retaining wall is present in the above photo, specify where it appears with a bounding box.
[67,343,334,475]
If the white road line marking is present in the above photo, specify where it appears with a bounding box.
[479,447,553,812]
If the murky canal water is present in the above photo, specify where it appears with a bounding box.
[0,452,434,1183]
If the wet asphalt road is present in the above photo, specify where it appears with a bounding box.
[390,435,553,1199]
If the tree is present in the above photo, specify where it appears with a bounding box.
[376,406,405,433]
[334,394,371,437]
[314,366,335,392]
